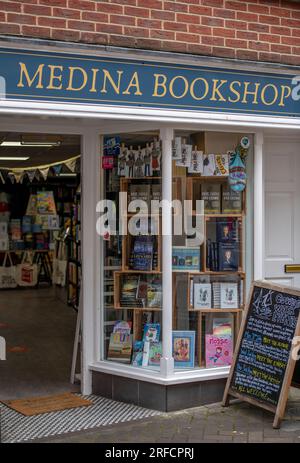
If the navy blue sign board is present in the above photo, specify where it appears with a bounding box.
[223,280,300,429]
[0,47,300,117]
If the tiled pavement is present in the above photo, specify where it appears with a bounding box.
[36,390,300,443]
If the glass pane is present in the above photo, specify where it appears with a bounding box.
[101,132,163,370]
[172,131,251,370]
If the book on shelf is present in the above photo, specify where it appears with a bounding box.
[206,240,219,271]
[146,276,162,308]
[107,332,133,364]
[222,184,242,214]
[188,149,203,174]
[218,242,239,272]
[132,340,144,367]
[220,282,238,309]
[201,184,221,214]
[216,220,238,243]
[129,235,154,271]
[194,283,212,309]
[128,184,151,207]
[113,320,132,335]
[205,335,233,367]
[120,275,143,307]
[148,341,162,367]
[172,247,201,272]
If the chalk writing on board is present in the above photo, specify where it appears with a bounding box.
[232,286,300,406]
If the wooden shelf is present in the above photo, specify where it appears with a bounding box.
[189,308,243,313]
[114,306,161,311]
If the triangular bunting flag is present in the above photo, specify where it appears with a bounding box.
[65,158,77,173]
[13,172,23,183]
[39,167,50,181]
[0,170,5,184]
[8,173,15,184]
[27,170,36,183]
[52,164,62,175]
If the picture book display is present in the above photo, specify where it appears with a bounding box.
[172,331,195,368]
[205,335,233,367]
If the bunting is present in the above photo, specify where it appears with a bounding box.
[0,155,80,183]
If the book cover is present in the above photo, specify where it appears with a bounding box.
[172,331,195,368]
[120,275,141,307]
[172,247,201,272]
[216,220,238,242]
[218,242,239,271]
[212,281,221,308]
[213,318,232,338]
[205,335,233,367]
[132,340,144,367]
[128,184,151,207]
[194,283,212,309]
[37,191,57,215]
[147,276,162,308]
[201,184,221,214]
[172,137,182,160]
[215,154,229,176]
[113,320,132,335]
[222,184,242,214]
[188,150,203,174]
[148,341,162,367]
[220,282,238,309]
[143,323,160,342]
[107,332,133,364]
[203,154,216,176]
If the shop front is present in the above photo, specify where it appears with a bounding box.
[0,38,300,411]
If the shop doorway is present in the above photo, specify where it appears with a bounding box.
[0,132,81,400]
[264,136,300,287]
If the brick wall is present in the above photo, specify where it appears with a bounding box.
[1,0,300,65]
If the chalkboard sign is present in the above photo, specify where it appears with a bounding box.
[223,281,300,428]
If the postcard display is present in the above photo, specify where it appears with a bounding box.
[104,133,247,370]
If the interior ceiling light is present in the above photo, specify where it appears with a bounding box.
[59,173,77,177]
[0,141,61,147]
[0,156,30,160]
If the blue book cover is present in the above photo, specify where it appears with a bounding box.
[143,323,160,343]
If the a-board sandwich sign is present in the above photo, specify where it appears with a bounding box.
[223,280,300,428]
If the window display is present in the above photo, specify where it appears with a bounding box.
[101,130,250,373]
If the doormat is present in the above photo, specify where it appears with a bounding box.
[0,394,162,443]
[2,392,92,416]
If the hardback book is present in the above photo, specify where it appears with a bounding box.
[220,282,238,309]
[143,323,160,342]
[128,184,151,207]
[218,242,239,272]
[136,278,148,303]
[222,184,242,214]
[148,341,162,367]
[202,154,216,176]
[206,241,219,271]
[205,335,233,367]
[194,283,212,309]
[188,150,203,174]
[216,220,238,243]
[129,235,154,271]
[214,154,229,176]
[107,332,133,364]
[120,275,142,307]
[147,276,162,308]
[131,340,144,367]
[201,184,221,214]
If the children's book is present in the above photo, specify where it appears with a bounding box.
[143,323,160,342]
[131,340,144,367]
[214,154,229,176]
[203,154,216,176]
[188,150,203,174]
[107,332,133,364]
[220,282,238,309]
[205,335,233,367]
[194,283,212,309]
[148,341,162,367]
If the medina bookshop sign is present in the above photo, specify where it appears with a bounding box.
[0,47,300,117]
[223,281,300,429]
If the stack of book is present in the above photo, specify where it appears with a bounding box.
[107,321,133,364]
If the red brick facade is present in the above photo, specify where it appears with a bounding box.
[1,0,300,65]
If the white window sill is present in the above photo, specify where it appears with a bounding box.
[89,361,230,386]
